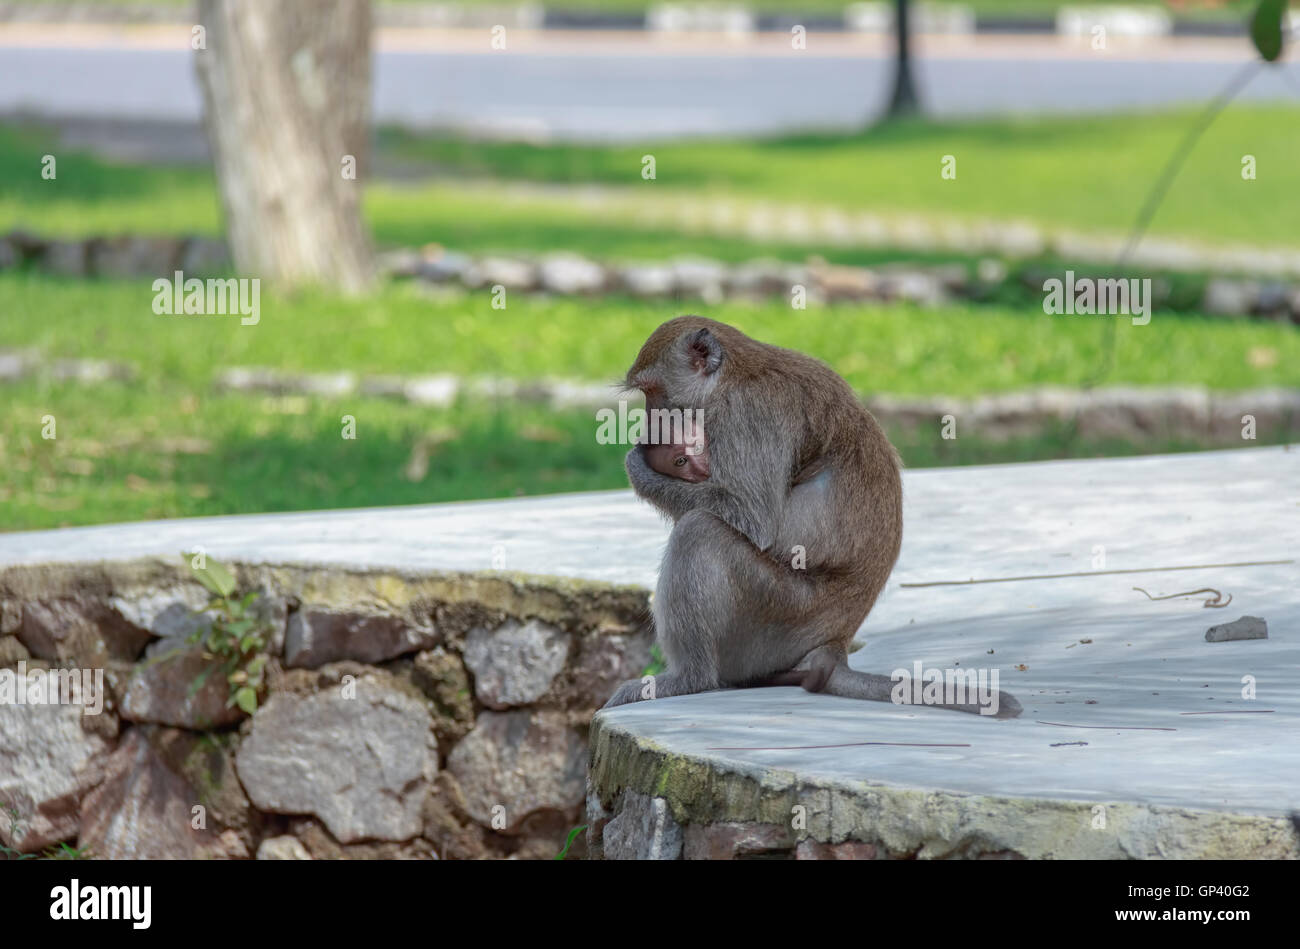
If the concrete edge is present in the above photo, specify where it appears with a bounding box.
[0,556,651,635]
[587,713,1300,858]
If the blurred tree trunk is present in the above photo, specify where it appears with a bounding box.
[194,0,374,293]
[885,0,920,118]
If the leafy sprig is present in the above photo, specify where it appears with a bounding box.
[185,555,270,715]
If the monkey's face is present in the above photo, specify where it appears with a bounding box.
[671,451,710,483]
[644,440,711,482]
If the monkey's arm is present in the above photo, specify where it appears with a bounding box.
[625,444,786,550]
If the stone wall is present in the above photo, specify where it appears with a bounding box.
[7,229,1300,323]
[0,558,652,859]
[6,343,1297,448]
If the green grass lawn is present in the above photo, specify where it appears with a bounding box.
[442,0,1257,19]
[0,381,630,529]
[2,373,1283,532]
[5,274,1299,394]
[378,106,1300,249]
[2,103,1298,531]
[5,105,1300,257]
[1,273,1296,531]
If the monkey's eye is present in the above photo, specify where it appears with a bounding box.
[673,456,688,467]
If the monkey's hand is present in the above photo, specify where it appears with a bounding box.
[626,446,775,549]
[625,445,701,516]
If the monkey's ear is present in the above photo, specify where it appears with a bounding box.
[687,328,724,376]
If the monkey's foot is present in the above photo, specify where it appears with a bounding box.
[602,672,712,708]
[602,678,647,709]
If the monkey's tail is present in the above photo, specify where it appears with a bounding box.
[823,665,1023,719]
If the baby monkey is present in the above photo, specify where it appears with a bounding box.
[643,415,710,483]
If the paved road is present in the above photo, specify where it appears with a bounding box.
[1,30,1297,140]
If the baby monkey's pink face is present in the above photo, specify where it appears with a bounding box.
[643,418,710,483]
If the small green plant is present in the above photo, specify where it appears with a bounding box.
[185,554,271,715]
[0,806,91,860]
[640,643,666,678]
[42,841,92,860]
[554,824,587,861]
[0,806,35,861]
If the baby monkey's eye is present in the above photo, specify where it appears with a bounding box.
[673,456,688,467]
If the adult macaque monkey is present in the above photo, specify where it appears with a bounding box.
[605,316,1021,718]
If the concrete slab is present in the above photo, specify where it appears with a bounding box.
[0,485,666,584]
[587,445,1300,856]
[3,446,1298,848]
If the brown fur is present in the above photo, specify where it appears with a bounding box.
[605,316,1021,718]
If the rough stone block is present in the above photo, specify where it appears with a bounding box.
[0,670,114,851]
[602,790,682,860]
[446,708,585,833]
[683,821,792,859]
[79,725,252,859]
[235,677,436,843]
[284,608,438,668]
[462,618,570,708]
[794,839,879,860]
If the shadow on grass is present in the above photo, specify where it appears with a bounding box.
[0,125,212,207]
[376,109,1193,192]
